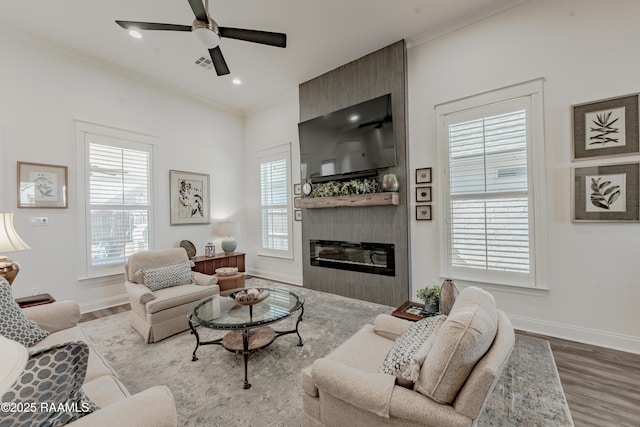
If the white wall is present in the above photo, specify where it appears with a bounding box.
[243,90,303,285]
[0,31,244,311]
[407,0,640,353]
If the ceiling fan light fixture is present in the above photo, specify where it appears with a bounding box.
[192,23,220,49]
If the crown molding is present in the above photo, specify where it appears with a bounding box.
[0,22,242,116]
[407,0,529,48]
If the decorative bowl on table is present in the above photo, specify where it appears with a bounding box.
[215,267,239,276]
[229,288,270,305]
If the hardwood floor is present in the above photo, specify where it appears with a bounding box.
[79,303,130,322]
[517,331,640,427]
[80,306,640,426]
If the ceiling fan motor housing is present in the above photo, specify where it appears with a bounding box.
[192,18,220,48]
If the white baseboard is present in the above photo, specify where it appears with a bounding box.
[79,294,128,314]
[510,313,640,355]
[245,269,302,287]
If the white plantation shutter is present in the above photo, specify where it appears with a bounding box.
[437,80,546,288]
[258,144,292,258]
[76,120,155,279]
[448,109,530,273]
[88,140,151,267]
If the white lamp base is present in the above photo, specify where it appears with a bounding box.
[221,238,237,253]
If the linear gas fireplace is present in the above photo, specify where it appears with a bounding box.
[310,240,395,276]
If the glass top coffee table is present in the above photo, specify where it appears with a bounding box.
[188,287,304,389]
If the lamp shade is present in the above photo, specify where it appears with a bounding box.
[0,213,31,253]
[214,221,236,237]
[0,335,28,394]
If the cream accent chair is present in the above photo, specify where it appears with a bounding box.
[124,247,219,343]
[301,287,515,427]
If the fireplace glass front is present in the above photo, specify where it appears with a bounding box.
[310,240,395,276]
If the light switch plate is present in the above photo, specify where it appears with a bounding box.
[29,216,48,226]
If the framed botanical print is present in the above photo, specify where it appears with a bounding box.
[169,170,210,225]
[572,94,639,160]
[572,162,639,222]
[17,161,68,208]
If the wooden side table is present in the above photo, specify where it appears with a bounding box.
[392,301,440,322]
[192,252,245,275]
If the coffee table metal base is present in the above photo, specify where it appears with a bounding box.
[189,305,304,389]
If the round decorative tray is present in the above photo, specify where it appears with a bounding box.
[179,240,196,259]
[229,288,270,306]
[215,267,239,276]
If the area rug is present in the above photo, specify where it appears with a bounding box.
[81,278,573,426]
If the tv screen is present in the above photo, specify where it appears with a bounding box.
[298,94,395,183]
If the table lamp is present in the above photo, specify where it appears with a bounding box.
[0,213,31,285]
[0,334,28,394]
[215,221,237,253]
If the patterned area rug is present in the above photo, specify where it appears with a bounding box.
[81,278,573,426]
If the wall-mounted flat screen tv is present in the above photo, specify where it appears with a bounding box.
[298,93,395,183]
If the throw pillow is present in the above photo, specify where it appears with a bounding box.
[1,341,99,427]
[0,277,49,347]
[378,315,445,386]
[414,286,498,404]
[142,260,193,292]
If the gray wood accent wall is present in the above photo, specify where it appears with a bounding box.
[299,40,409,307]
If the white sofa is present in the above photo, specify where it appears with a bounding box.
[23,301,177,426]
[301,287,515,427]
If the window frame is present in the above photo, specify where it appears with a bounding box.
[435,79,547,289]
[257,143,293,259]
[75,121,157,279]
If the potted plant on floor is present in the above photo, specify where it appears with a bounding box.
[416,285,441,313]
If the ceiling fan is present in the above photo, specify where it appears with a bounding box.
[115,0,287,76]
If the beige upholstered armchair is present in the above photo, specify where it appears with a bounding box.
[124,247,219,343]
[301,287,515,427]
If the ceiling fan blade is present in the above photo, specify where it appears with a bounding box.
[219,27,287,48]
[188,0,209,22]
[116,21,191,32]
[209,47,230,76]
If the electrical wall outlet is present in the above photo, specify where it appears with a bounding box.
[29,216,48,226]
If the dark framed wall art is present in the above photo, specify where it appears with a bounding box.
[572,162,639,222]
[416,186,432,202]
[416,205,432,221]
[572,93,639,160]
[416,167,432,184]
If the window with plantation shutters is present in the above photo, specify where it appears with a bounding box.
[258,144,292,258]
[436,80,547,288]
[76,121,155,278]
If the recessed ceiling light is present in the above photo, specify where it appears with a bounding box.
[349,114,360,122]
[232,78,242,85]
[129,30,142,39]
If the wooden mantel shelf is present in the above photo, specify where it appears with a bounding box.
[295,192,399,209]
